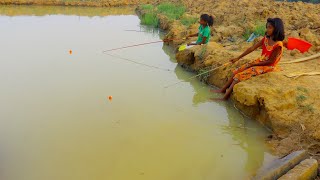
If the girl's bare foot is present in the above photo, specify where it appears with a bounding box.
[210,89,225,93]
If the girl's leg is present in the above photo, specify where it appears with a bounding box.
[210,80,239,101]
[222,80,239,100]
[211,73,235,93]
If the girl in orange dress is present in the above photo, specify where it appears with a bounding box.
[212,18,285,100]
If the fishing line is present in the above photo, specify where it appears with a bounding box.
[103,52,173,72]
[103,40,163,52]
[164,62,231,88]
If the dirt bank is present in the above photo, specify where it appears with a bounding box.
[138,0,320,159]
[0,0,154,7]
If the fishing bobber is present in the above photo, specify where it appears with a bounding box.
[108,96,113,101]
[69,50,72,55]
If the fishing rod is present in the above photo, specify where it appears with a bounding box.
[102,38,186,52]
[103,52,173,72]
[103,40,163,52]
[164,62,231,88]
[124,30,147,32]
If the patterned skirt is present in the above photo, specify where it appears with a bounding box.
[233,58,277,82]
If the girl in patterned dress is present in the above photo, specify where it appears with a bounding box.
[212,18,285,100]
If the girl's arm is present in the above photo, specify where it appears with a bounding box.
[187,33,198,38]
[188,37,207,46]
[230,38,264,63]
[250,46,282,67]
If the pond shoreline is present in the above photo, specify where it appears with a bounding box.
[1,0,319,167]
[135,1,320,165]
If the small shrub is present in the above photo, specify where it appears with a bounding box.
[141,12,159,27]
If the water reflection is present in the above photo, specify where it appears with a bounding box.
[161,44,270,176]
[224,103,268,176]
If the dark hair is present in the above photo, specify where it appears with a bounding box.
[200,14,214,27]
[266,18,285,41]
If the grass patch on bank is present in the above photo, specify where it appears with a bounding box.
[141,12,159,27]
[139,2,186,27]
[157,3,185,20]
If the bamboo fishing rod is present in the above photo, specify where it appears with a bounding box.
[164,62,231,88]
[103,38,185,52]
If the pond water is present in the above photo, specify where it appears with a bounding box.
[0,5,274,180]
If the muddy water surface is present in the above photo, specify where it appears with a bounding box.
[0,6,273,180]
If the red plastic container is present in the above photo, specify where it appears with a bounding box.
[287,37,312,53]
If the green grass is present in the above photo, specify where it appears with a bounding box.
[243,22,266,40]
[243,29,252,40]
[296,90,314,112]
[139,2,186,27]
[296,94,307,102]
[141,12,159,27]
[198,46,207,60]
[198,67,211,82]
[297,86,309,93]
[253,23,266,36]
[181,16,198,26]
[157,3,186,20]
[141,4,154,11]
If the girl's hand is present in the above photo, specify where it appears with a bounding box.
[229,57,240,63]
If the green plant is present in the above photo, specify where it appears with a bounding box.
[297,86,309,93]
[198,46,207,60]
[180,16,198,27]
[242,22,265,40]
[253,23,266,36]
[303,104,315,112]
[157,3,185,20]
[243,29,252,40]
[298,104,315,112]
[296,94,307,102]
[198,67,211,82]
[141,12,159,27]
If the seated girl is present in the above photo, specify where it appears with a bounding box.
[187,14,214,46]
[212,18,285,100]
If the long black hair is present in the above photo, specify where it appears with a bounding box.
[266,18,285,41]
[200,14,214,27]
